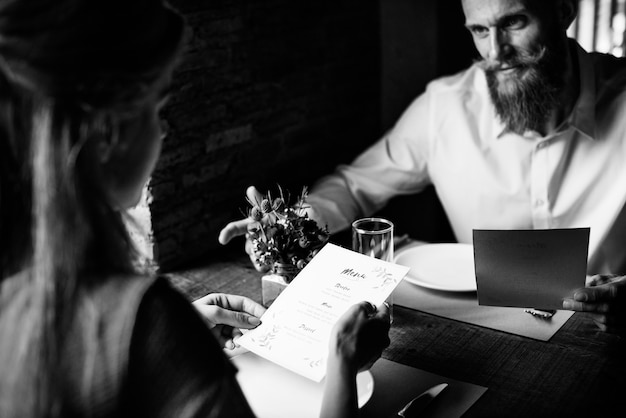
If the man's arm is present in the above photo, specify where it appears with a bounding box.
[306,91,435,233]
[219,89,433,247]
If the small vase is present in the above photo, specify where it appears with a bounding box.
[261,263,298,307]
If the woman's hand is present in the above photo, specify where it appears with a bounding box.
[193,293,266,349]
[329,301,391,372]
[563,274,626,333]
[321,301,391,418]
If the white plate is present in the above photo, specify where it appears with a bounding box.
[232,351,374,418]
[395,243,477,292]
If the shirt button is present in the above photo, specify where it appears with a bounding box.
[535,199,544,207]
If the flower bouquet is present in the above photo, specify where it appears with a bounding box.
[245,187,330,306]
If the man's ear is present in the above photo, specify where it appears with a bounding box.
[557,0,578,30]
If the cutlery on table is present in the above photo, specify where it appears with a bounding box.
[395,382,448,417]
[524,308,556,319]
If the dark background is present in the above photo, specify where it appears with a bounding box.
[152,0,476,270]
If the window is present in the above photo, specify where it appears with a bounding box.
[568,0,626,56]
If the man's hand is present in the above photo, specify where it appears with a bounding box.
[193,293,266,349]
[218,185,263,245]
[217,185,269,272]
[563,274,626,333]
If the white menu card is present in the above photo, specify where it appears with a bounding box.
[237,243,409,382]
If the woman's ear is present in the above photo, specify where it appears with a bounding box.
[557,0,578,30]
[92,118,119,164]
[97,138,115,164]
[78,120,119,170]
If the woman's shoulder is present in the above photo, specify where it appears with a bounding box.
[81,272,158,302]
[73,274,192,354]
[124,277,245,417]
[64,274,228,416]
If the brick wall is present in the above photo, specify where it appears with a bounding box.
[149,0,381,270]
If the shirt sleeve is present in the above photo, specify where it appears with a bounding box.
[306,90,434,233]
[124,278,256,418]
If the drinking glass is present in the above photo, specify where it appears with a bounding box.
[351,217,394,321]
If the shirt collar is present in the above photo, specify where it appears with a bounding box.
[490,40,596,140]
[567,40,596,140]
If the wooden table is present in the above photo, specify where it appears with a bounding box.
[164,245,626,417]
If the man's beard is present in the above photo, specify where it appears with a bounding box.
[477,45,566,135]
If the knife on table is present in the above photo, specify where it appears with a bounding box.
[395,383,448,417]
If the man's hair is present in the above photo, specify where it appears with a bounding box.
[525,0,578,22]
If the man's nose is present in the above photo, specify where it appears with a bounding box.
[487,27,509,62]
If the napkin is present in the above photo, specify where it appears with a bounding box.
[362,359,487,418]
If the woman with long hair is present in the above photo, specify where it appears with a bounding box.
[0,0,390,416]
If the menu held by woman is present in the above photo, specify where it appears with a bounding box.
[237,243,409,382]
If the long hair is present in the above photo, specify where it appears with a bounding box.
[0,0,185,415]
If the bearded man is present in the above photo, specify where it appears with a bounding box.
[220,0,626,333]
